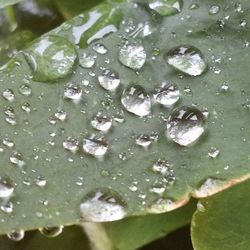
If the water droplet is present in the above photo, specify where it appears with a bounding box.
[34,176,47,188]
[149,0,183,16]
[55,109,67,121]
[64,84,82,101]
[39,226,64,238]
[22,103,31,113]
[1,201,13,214]
[79,53,96,68]
[25,35,77,82]
[83,135,108,157]
[153,82,180,107]
[92,43,108,54]
[166,45,207,76]
[195,178,225,197]
[136,134,152,148]
[0,178,14,198]
[10,152,25,167]
[2,138,14,148]
[63,137,79,153]
[91,112,112,132]
[19,84,31,96]
[7,229,25,241]
[208,147,220,158]
[98,69,120,91]
[121,85,151,117]
[80,189,127,222]
[119,42,146,70]
[2,89,15,102]
[148,198,176,213]
[166,106,205,146]
[208,5,220,15]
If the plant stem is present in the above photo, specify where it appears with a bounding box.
[81,222,114,250]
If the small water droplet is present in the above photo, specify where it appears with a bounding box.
[7,229,25,241]
[98,69,120,91]
[79,53,96,68]
[34,176,47,188]
[80,189,127,222]
[19,84,31,96]
[119,42,146,70]
[91,112,112,132]
[92,43,108,54]
[208,147,220,158]
[153,82,180,107]
[83,135,108,157]
[208,5,220,15]
[0,177,14,198]
[166,45,207,76]
[2,89,15,102]
[149,0,183,16]
[148,198,176,213]
[25,35,77,82]
[166,106,205,146]
[10,151,25,167]
[2,138,14,148]
[121,85,151,117]
[55,109,67,121]
[135,134,152,148]
[63,137,79,153]
[1,201,13,214]
[39,226,64,238]
[64,84,82,101]
[22,103,31,113]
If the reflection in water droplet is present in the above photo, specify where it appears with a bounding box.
[64,84,82,101]
[209,5,220,15]
[25,35,77,82]
[119,42,146,70]
[91,112,112,132]
[80,189,127,222]
[2,89,15,102]
[39,226,64,238]
[166,45,207,76]
[153,82,180,107]
[92,43,108,54]
[149,0,183,16]
[83,135,108,157]
[0,177,14,198]
[79,53,96,68]
[63,137,79,153]
[208,147,220,158]
[166,106,205,146]
[121,85,151,117]
[7,229,25,241]
[98,69,120,91]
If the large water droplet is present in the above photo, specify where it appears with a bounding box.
[153,82,180,107]
[0,177,14,198]
[149,0,183,16]
[25,35,77,82]
[83,135,108,157]
[98,69,120,91]
[91,112,112,132]
[121,85,151,117]
[7,229,25,241]
[119,42,146,70]
[39,226,64,238]
[166,106,205,146]
[166,45,207,76]
[80,189,127,222]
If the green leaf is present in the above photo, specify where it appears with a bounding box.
[191,179,250,250]
[0,0,24,8]
[0,0,249,237]
[0,225,90,250]
[105,199,196,250]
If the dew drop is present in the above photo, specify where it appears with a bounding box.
[54,109,67,121]
[149,0,183,16]
[34,176,47,188]
[208,147,220,158]
[25,35,77,82]
[98,69,120,91]
[1,201,13,214]
[0,178,14,198]
[19,84,31,96]
[39,226,64,238]
[80,189,127,222]
[21,103,31,113]
[148,198,176,213]
[7,229,25,241]
[83,135,108,157]
[135,134,152,148]
[121,85,151,117]
[92,43,108,54]
[119,42,146,70]
[79,53,96,68]
[166,45,207,76]
[2,89,15,102]
[10,151,25,167]
[153,82,180,107]
[64,83,82,101]
[208,5,220,15]
[91,112,112,132]
[166,106,205,146]
[2,138,14,148]
[63,137,79,153]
